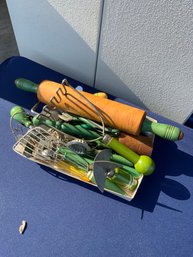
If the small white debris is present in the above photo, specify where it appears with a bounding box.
[19,220,27,234]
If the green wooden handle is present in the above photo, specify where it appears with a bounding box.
[32,115,100,139]
[15,78,38,93]
[110,168,138,191]
[10,106,32,128]
[88,171,126,195]
[32,116,56,127]
[142,119,183,141]
[103,135,155,175]
[111,154,133,167]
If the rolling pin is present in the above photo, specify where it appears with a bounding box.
[118,133,153,156]
[15,78,184,141]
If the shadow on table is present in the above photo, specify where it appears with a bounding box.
[40,136,192,216]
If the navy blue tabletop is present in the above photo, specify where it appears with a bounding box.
[0,56,193,257]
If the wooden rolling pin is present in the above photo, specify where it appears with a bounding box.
[118,133,153,156]
[15,78,184,141]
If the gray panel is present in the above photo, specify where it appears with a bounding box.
[96,0,193,122]
[0,0,18,63]
[6,0,101,86]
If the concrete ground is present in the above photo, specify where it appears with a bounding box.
[0,0,19,63]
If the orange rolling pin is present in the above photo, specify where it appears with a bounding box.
[15,78,184,141]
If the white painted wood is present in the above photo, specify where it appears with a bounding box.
[96,0,193,123]
[6,0,101,86]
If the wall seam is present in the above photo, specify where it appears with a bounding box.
[93,0,105,88]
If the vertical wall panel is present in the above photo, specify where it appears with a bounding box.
[96,0,193,123]
[6,0,101,86]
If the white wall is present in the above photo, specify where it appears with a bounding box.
[6,0,101,86]
[7,0,193,123]
[96,0,193,123]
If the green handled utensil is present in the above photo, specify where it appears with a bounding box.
[58,147,127,195]
[91,149,138,193]
[10,106,32,128]
[103,135,155,175]
[10,106,100,139]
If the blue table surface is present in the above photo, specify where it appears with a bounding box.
[0,56,193,257]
